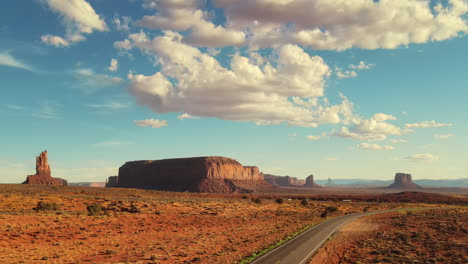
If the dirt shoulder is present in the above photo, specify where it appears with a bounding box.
[310,208,468,264]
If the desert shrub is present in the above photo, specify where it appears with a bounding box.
[363,207,370,212]
[275,198,284,204]
[300,199,309,206]
[321,212,328,218]
[34,201,60,211]
[241,195,248,199]
[87,203,104,216]
[325,206,338,213]
[251,198,262,204]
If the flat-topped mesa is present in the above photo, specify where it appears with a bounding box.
[23,151,67,186]
[264,174,305,187]
[114,156,267,193]
[387,173,422,189]
[304,174,321,188]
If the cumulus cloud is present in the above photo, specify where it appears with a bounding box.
[122,31,354,127]
[336,60,374,79]
[134,119,168,128]
[336,69,357,79]
[306,133,327,140]
[113,16,132,32]
[40,0,108,46]
[434,134,454,139]
[349,61,374,70]
[358,142,395,151]
[138,0,245,47]
[405,120,453,128]
[177,113,200,120]
[108,58,118,72]
[41,34,69,47]
[0,52,35,72]
[215,0,468,50]
[402,153,439,162]
[390,139,408,144]
[333,114,401,141]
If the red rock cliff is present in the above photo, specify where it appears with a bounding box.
[264,174,305,186]
[304,174,321,188]
[115,157,266,193]
[23,151,67,186]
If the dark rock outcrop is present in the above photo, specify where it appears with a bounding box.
[113,157,268,193]
[264,174,305,186]
[105,176,118,187]
[23,151,67,186]
[304,174,321,188]
[387,173,422,189]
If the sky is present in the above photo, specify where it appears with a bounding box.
[0,0,467,183]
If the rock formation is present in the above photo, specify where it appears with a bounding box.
[264,174,305,186]
[105,176,118,187]
[387,173,422,189]
[113,157,268,193]
[23,151,67,186]
[304,174,321,188]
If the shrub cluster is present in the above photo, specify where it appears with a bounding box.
[34,201,60,211]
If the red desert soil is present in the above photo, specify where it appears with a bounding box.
[0,185,463,264]
[310,208,468,264]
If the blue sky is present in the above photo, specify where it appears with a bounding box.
[1,0,467,183]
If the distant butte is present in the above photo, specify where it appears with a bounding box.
[387,173,422,189]
[23,151,67,186]
[264,174,321,188]
[109,156,270,193]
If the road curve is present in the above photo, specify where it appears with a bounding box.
[250,209,401,264]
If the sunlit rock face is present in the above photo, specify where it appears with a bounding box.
[23,151,67,186]
[115,157,267,193]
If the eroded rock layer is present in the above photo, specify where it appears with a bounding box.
[114,157,266,193]
[264,174,305,186]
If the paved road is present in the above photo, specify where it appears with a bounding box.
[250,209,398,264]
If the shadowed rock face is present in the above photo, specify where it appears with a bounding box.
[304,174,321,188]
[387,173,422,189]
[264,174,305,186]
[23,151,67,186]
[114,157,267,193]
[105,176,118,187]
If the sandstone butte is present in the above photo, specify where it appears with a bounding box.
[264,174,321,188]
[386,173,422,189]
[111,156,270,193]
[23,151,67,186]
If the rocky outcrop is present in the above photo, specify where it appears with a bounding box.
[304,174,321,188]
[113,157,267,193]
[23,151,67,186]
[264,174,305,186]
[105,176,118,187]
[387,173,422,189]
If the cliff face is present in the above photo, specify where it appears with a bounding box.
[105,176,118,187]
[264,174,305,186]
[387,173,422,189]
[23,151,67,186]
[304,174,321,188]
[114,157,266,193]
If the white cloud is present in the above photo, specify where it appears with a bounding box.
[113,16,132,32]
[3,104,25,111]
[0,52,35,72]
[333,114,401,141]
[358,142,395,151]
[336,69,357,79]
[123,31,354,127]
[390,139,408,144]
[349,61,374,70]
[87,101,129,110]
[73,68,122,93]
[40,0,108,46]
[405,120,453,128]
[108,58,118,72]
[134,118,168,128]
[138,0,245,47]
[434,134,454,139]
[41,34,70,47]
[215,0,468,50]
[177,113,200,120]
[402,153,439,162]
[306,133,327,140]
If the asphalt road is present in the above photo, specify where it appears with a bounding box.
[250,209,398,264]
